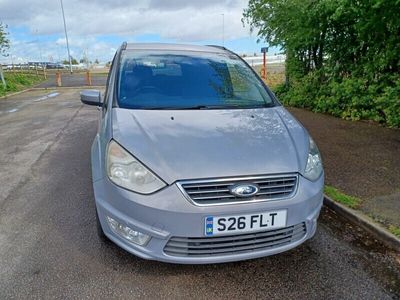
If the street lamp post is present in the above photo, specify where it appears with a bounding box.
[35,29,44,65]
[60,0,72,73]
[221,13,225,47]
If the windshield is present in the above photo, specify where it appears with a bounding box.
[117,50,274,110]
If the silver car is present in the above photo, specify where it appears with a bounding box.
[80,43,324,264]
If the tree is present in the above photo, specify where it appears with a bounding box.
[80,56,92,64]
[243,0,400,127]
[94,58,99,64]
[243,0,334,79]
[63,56,78,65]
[243,0,400,80]
[0,22,10,57]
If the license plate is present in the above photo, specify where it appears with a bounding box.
[204,210,287,236]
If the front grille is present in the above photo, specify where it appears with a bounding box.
[164,223,306,257]
[177,174,298,206]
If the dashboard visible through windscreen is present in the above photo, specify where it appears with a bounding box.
[117,50,274,110]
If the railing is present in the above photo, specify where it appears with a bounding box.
[3,65,47,79]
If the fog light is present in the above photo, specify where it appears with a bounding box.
[106,216,150,246]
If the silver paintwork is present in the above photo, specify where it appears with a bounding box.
[83,42,325,264]
[80,90,102,106]
[112,107,309,184]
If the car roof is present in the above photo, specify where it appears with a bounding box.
[124,43,227,54]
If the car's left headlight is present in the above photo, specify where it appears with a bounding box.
[303,137,323,181]
[106,140,166,194]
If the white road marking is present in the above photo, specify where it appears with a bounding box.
[34,92,60,102]
[47,92,59,98]
[34,96,47,102]
[1,91,62,115]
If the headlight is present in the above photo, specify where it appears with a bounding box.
[106,140,166,194]
[303,137,323,181]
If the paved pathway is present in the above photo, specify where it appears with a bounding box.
[288,107,400,228]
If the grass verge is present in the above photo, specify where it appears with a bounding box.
[389,225,400,238]
[326,185,400,240]
[324,185,361,209]
[0,73,45,97]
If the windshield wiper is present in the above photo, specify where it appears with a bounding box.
[186,105,243,109]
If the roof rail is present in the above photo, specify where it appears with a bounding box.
[121,41,127,50]
[206,44,227,50]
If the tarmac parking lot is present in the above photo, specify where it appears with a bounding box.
[0,89,399,299]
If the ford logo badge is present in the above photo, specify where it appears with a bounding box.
[229,183,259,197]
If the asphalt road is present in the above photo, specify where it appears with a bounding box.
[0,89,399,299]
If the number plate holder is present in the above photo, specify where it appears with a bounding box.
[204,210,287,236]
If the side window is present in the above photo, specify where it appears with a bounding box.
[102,53,117,112]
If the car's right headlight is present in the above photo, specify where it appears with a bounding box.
[106,140,166,194]
[303,137,323,181]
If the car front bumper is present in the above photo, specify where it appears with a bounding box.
[93,174,324,264]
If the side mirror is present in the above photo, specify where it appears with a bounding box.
[80,90,102,106]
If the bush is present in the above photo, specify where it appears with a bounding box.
[244,0,400,128]
[376,79,400,127]
[275,73,400,127]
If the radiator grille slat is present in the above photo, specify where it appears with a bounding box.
[178,174,298,205]
[166,227,305,250]
[169,225,298,243]
[164,223,306,257]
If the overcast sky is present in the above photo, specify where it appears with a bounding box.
[0,0,272,64]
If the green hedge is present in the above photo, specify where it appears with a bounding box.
[274,73,400,128]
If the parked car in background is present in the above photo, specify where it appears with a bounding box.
[80,42,324,264]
